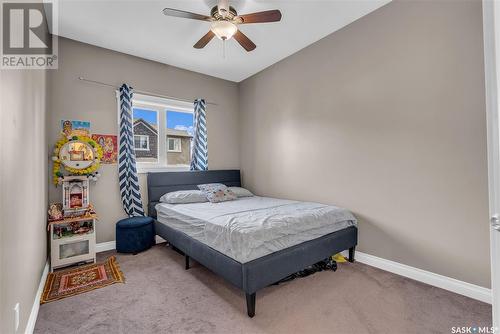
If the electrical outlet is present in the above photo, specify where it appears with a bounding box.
[13,303,19,332]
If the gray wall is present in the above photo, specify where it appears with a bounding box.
[0,69,48,332]
[238,0,491,287]
[48,38,240,243]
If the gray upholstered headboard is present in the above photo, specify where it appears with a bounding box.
[147,170,241,218]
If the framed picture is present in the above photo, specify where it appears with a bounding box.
[92,134,118,164]
[48,203,63,221]
[61,120,91,138]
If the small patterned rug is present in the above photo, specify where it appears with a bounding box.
[41,256,125,304]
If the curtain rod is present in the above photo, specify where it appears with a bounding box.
[77,76,218,106]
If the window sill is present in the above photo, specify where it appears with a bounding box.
[136,165,190,174]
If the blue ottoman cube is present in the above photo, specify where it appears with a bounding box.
[116,216,155,254]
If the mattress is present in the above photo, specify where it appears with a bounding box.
[155,196,357,263]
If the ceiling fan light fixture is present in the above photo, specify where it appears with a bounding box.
[211,20,237,40]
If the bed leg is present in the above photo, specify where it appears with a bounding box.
[246,293,256,318]
[185,255,190,270]
[348,247,355,263]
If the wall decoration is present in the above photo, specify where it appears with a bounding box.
[92,134,118,164]
[52,135,103,185]
[48,203,63,221]
[61,120,91,138]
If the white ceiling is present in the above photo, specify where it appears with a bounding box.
[53,0,391,82]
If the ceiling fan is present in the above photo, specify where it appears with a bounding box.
[162,0,282,52]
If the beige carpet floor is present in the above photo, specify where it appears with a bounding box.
[34,244,491,334]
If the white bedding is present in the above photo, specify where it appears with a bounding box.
[156,196,357,263]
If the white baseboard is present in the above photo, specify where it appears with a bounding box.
[341,250,492,304]
[25,260,49,334]
[95,236,166,253]
[95,241,116,253]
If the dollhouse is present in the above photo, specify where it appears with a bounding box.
[62,176,89,217]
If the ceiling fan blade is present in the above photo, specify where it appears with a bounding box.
[162,8,212,21]
[194,30,215,49]
[233,30,256,52]
[236,10,282,24]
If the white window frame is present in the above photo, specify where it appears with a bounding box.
[167,137,182,153]
[118,92,194,173]
[134,135,150,151]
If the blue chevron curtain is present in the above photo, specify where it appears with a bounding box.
[118,84,145,216]
[190,99,208,171]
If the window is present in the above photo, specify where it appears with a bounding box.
[134,135,149,151]
[129,94,194,172]
[167,138,182,152]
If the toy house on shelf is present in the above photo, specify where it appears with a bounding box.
[62,176,89,218]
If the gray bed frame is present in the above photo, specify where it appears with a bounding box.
[147,170,358,318]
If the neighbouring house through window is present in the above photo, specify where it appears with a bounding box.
[130,94,194,171]
[134,135,150,151]
[132,108,158,164]
[168,137,181,152]
[166,110,194,166]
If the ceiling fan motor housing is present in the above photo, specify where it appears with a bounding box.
[211,6,238,21]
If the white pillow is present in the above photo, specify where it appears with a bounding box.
[228,187,254,198]
[159,190,208,204]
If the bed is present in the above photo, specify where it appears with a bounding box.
[148,170,358,317]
